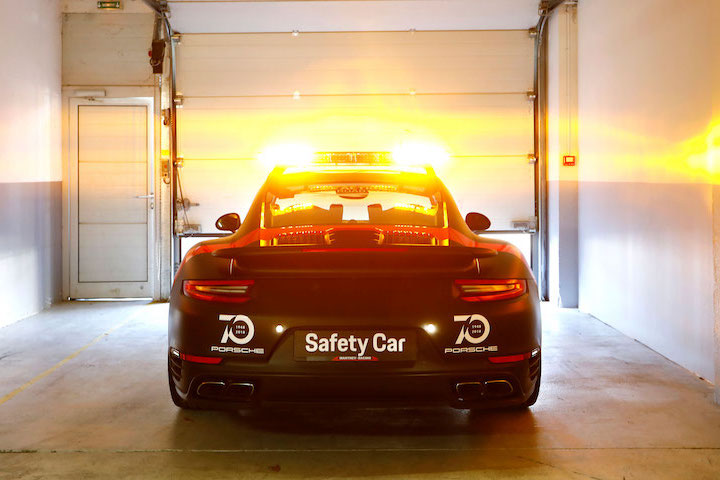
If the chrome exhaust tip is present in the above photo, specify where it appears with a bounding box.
[196,381,255,400]
[227,382,255,399]
[484,379,514,397]
[455,381,485,401]
[196,381,226,398]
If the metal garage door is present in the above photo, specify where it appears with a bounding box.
[174,30,535,256]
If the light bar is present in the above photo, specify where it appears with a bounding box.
[259,142,450,169]
[314,152,393,164]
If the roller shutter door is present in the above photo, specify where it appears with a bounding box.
[175,30,535,249]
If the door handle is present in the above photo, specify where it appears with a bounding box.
[135,194,155,199]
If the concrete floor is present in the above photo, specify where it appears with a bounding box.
[0,302,718,479]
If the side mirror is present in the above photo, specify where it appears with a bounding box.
[216,212,241,232]
[465,212,491,232]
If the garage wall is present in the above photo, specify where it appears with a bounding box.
[576,0,720,381]
[546,4,578,308]
[62,11,155,86]
[0,0,62,326]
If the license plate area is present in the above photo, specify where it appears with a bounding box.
[294,330,417,362]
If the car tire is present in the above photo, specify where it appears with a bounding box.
[168,359,198,410]
[519,366,541,408]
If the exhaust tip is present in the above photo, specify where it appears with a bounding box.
[196,381,227,398]
[196,380,255,400]
[484,379,514,397]
[227,382,255,399]
[455,381,484,401]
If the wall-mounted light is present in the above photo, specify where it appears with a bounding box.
[97,1,121,10]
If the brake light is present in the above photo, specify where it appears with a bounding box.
[488,348,539,363]
[180,353,223,364]
[455,279,527,302]
[183,280,254,303]
[488,353,529,363]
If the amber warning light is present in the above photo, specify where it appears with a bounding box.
[97,1,121,9]
[259,142,450,169]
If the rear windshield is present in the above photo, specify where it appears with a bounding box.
[264,183,445,228]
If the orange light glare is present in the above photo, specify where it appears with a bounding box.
[271,203,313,216]
[260,142,450,170]
[392,141,450,168]
[393,202,437,216]
[259,143,314,168]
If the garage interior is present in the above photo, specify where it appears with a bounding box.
[1,0,719,478]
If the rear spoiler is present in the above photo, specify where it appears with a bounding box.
[211,246,497,277]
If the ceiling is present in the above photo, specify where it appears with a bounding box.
[63,0,541,32]
[169,0,540,33]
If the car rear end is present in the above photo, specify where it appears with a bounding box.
[168,165,541,409]
[169,246,540,410]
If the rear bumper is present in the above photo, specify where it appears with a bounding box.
[168,262,542,409]
[169,351,540,409]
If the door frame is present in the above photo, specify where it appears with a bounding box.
[65,96,155,299]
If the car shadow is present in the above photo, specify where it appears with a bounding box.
[167,405,543,477]
[169,403,541,448]
[240,404,536,436]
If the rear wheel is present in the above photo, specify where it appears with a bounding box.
[168,358,198,409]
[519,366,541,408]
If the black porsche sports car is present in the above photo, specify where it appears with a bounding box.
[168,154,541,410]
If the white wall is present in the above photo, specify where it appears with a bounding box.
[0,0,63,326]
[577,0,720,381]
[62,12,154,86]
[546,4,579,308]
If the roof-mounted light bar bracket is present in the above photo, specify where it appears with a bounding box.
[314,152,393,165]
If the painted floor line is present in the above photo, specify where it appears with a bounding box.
[0,308,147,408]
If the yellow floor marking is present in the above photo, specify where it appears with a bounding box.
[0,308,147,407]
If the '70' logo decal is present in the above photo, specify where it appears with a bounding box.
[453,314,490,345]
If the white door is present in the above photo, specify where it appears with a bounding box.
[69,98,154,298]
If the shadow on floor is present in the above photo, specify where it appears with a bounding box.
[169,403,541,446]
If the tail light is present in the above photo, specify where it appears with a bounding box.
[183,280,254,303]
[180,353,223,364]
[489,348,540,364]
[170,348,223,364]
[455,279,527,302]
